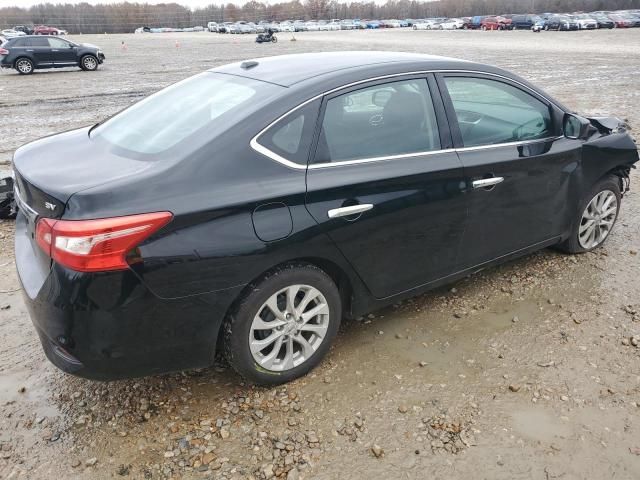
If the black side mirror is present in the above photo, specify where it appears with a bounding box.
[563,113,592,140]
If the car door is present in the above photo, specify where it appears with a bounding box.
[47,37,77,65]
[26,36,52,66]
[305,75,468,299]
[436,73,581,269]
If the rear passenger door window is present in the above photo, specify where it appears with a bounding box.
[28,37,49,47]
[443,76,552,148]
[314,79,441,164]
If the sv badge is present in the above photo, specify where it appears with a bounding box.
[44,202,56,211]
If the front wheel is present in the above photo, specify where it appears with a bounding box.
[224,264,341,385]
[271,36,277,43]
[557,176,621,254]
[80,54,98,71]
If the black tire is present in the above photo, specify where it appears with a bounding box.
[557,175,621,254]
[223,263,341,385]
[80,54,98,71]
[271,36,277,43]
[14,57,34,75]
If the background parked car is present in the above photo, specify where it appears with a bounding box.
[437,18,465,29]
[413,19,438,30]
[545,14,580,30]
[34,25,66,35]
[480,16,511,30]
[591,13,615,28]
[1,29,26,38]
[572,14,598,29]
[462,16,485,29]
[620,12,640,27]
[511,14,543,29]
[13,25,34,35]
[207,22,217,32]
[0,35,104,74]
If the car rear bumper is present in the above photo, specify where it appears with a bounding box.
[16,212,242,380]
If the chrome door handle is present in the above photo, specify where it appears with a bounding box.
[472,177,504,189]
[328,204,374,219]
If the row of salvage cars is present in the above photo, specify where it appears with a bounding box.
[413,10,640,31]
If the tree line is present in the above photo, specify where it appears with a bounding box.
[0,0,638,33]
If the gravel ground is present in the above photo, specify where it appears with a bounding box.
[1,29,639,480]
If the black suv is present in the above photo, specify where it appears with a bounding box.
[0,35,105,75]
[510,14,542,29]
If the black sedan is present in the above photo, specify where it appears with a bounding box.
[0,35,104,74]
[13,52,638,384]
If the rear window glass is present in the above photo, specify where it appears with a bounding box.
[11,38,27,47]
[92,72,281,155]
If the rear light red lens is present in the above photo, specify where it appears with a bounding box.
[35,212,173,272]
[0,48,9,55]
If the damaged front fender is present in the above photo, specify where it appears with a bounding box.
[580,116,638,196]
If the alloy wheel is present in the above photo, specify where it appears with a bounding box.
[16,59,32,74]
[249,284,329,372]
[83,56,97,70]
[578,190,617,249]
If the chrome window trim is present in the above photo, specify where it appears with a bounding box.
[250,69,563,170]
[455,135,564,153]
[309,148,457,169]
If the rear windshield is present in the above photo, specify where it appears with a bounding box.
[91,72,282,156]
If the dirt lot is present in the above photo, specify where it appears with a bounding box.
[1,28,639,480]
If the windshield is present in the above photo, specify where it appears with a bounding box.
[92,72,281,156]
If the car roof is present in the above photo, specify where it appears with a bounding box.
[211,51,474,87]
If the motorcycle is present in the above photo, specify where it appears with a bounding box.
[256,31,277,43]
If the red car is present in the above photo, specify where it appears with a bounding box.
[34,25,65,35]
[608,15,632,28]
[481,16,512,30]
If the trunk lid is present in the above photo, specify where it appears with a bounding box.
[13,126,153,216]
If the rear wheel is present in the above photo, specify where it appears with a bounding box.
[558,176,621,254]
[80,54,98,71]
[15,57,34,75]
[224,264,341,385]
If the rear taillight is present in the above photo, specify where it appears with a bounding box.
[0,48,9,55]
[35,212,172,272]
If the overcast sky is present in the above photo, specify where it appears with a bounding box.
[0,0,223,7]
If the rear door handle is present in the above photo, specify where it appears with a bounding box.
[328,204,374,219]
[472,177,504,189]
